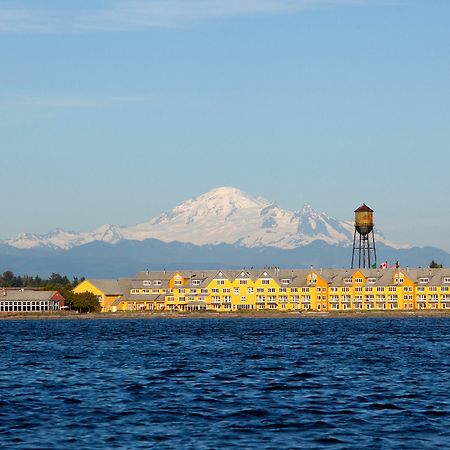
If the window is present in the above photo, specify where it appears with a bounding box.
[247,287,254,294]
[419,278,429,284]
[444,278,450,284]
[143,280,152,286]
[355,287,362,293]
[344,278,352,284]
[330,287,338,292]
[239,280,248,285]
[279,288,287,293]
[154,280,162,286]
[256,288,264,293]
[142,289,150,294]
[354,278,363,284]
[261,279,270,285]
[131,289,140,294]
[212,288,219,293]
[282,279,290,285]
[291,287,298,293]
[233,288,240,294]
[223,288,231,293]
[216,279,225,285]
[174,280,182,286]
[192,280,201,286]
[302,287,310,293]
[268,288,276,293]
[367,278,377,284]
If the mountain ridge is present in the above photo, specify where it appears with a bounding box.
[3,186,408,251]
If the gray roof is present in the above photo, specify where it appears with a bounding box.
[0,290,60,301]
[88,279,127,296]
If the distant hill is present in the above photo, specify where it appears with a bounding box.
[0,239,448,278]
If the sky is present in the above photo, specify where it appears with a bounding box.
[1,0,449,250]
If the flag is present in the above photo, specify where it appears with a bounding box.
[380,261,388,269]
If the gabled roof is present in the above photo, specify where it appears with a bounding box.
[0,290,62,301]
[355,203,374,213]
[84,279,125,296]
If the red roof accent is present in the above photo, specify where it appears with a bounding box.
[354,203,374,213]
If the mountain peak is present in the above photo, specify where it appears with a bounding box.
[299,203,316,215]
[3,186,409,251]
[195,186,270,209]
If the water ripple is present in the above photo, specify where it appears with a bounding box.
[1,317,450,448]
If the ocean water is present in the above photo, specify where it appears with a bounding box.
[1,318,450,449]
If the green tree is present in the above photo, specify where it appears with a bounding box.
[62,291,100,313]
[430,260,443,269]
[2,271,14,286]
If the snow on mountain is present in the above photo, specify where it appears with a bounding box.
[6,225,123,250]
[3,187,408,250]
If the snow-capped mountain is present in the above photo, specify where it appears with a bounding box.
[6,225,124,250]
[3,187,408,250]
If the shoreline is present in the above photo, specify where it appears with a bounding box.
[2,310,450,320]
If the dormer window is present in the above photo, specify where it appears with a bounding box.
[143,280,152,286]
[281,279,290,285]
[444,278,450,284]
[367,278,377,284]
[344,278,352,284]
[192,280,201,286]
[419,278,429,284]
[154,280,161,286]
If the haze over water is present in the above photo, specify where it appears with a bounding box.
[2,318,450,448]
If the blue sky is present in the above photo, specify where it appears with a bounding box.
[1,0,449,250]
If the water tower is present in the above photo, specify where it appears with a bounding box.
[351,204,377,269]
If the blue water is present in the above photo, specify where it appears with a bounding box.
[1,318,450,449]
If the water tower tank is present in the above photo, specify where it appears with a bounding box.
[354,203,374,236]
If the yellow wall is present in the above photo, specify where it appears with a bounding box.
[72,280,121,312]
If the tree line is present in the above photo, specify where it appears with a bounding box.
[0,270,100,313]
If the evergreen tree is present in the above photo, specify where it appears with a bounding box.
[430,260,443,269]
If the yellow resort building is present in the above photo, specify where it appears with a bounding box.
[72,267,450,313]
